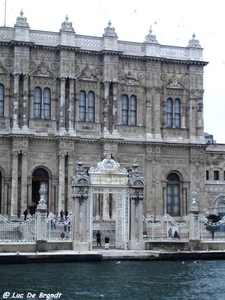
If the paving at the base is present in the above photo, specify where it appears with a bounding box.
[1,248,225,263]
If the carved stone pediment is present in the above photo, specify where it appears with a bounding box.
[119,71,141,86]
[30,62,56,78]
[165,76,186,89]
[89,155,128,185]
[76,65,99,81]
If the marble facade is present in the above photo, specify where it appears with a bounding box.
[0,11,224,228]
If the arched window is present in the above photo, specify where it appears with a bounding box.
[166,98,181,128]
[79,90,95,122]
[174,98,181,127]
[88,91,95,122]
[166,173,180,216]
[0,84,4,117]
[79,91,86,121]
[34,87,42,119]
[34,87,51,119]
[130,95,137,125]
[122,94,128,125]
[166,98,173,127]
[121,94,137,125]
[43,88,51,119]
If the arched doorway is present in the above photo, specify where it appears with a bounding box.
[31,168,49,214]
[71,156,145,251]
[166,173,180,216]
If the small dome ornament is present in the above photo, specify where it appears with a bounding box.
[188,33,201,48]
[103,20,118,37]
[15,9,29,27]
[144,26,158,44]
[60,15,75,32]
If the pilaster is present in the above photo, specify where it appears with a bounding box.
[21,152,28,213]
[58,153,65,214]
[10,151,19,216]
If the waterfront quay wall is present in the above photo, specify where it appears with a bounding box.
[145,240,225,251]
[0,242,72,253]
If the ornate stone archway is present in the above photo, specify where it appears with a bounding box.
[71,156,145,251]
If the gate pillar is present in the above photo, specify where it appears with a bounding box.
[36,183,48,251]
[189,191,200,248]
[129,164,145,250]
[71,162,90,251]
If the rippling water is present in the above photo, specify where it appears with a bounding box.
[1,260,225,300]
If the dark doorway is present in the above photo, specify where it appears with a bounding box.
[32,168,49,211]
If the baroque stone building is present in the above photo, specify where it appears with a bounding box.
[0,11,223,226]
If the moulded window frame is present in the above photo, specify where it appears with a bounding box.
[0,84,4,117]
[121,94,137,126]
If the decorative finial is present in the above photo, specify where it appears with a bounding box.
[149,25,152,35]
[144,25,158,44]
[188,33,201,48]
[15,9,29,27]
[103,20,117,38]
[60,15,74,32]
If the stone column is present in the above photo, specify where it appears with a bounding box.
[130,199,135,240]
[58,154,65,214]
[189,191,200,246]
[67,153,74,212]
[3,183,8,215]
[22,75,29,131]
[102,192,109,220]
[163,186,167,215]
[68,79,75,133]
[111,194,116,219]
[36,184,48,251]
[11,151,19,216]
[154,88,162,139]
[73,196,80,241]
[12,74,20,130]
[95,194,101,220]
[138,200,143,241]
[73,195,89,251]
[82,198,87,241]
[59,77,66,133]
[102,82,109,135]
[27,182,32,207]
[21,152,28,214]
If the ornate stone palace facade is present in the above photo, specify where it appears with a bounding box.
[0,11,224,223]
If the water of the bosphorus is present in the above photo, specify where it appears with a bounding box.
[0,260,225,300]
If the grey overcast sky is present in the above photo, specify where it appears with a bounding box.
[1,0,225,143]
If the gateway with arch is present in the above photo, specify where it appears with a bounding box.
[71,155,145,250]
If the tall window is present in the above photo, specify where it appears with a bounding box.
[214,171,219,180]
[34,87,51,119]
[88,91,95,122]
[78,90,95,122]
[166,173,180,216]
[121,94,137,125]
[0,84,4,117]
[43,88,51,119]
[166,98,181,128]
